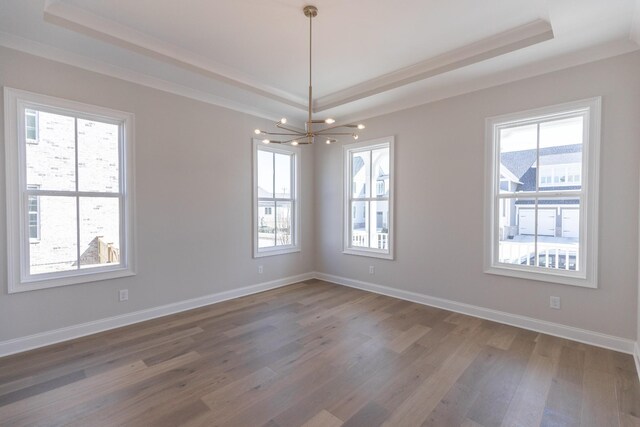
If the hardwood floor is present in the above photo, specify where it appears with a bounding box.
[1,280,639,426]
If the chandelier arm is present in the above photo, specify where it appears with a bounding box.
[281,137,306,144]
[316,127,358,134]
[276,123,306,134]
[260,131,303,136]
[315,132,356,136]
[315,124,357,133]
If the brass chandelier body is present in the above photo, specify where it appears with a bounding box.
[254,5,364,145]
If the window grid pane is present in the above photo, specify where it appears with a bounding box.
[347,144,391,253]
[494,110,587,278]
[256,145,297,253]
[23,107,125,277]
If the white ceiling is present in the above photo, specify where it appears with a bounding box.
[1,0,639,123]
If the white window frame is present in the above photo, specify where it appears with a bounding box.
[252,139,300,258]
[484,98,601,288]
[4,88,136,293]
[343,136,395,260]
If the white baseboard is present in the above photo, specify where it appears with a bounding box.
[2,271,636,361]
[314,272,636,355]
[0,272,315,358]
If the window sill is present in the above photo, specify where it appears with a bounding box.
[9,266,136,294]
[254,246,301,258]
[484,265,596,288]
[343,248,393,260]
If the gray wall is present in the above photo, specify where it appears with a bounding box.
[315,51,640,339]
[0,47,315,341]
[1,46,639,344]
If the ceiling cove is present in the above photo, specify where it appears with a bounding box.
[43,1,553,114]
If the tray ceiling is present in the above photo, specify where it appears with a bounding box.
[1,0,638,122]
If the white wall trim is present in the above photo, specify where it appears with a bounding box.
[315,20,554,112]
[634,342,640,383]
[631,0,640,45]
[1,271,636,359]
[0,272,314,357]
[42,0,553,114]
[314,272,636,354]
[43,1,307,111]
[0,31,282,123]
[1,31,637,129]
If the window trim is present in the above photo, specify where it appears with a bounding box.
[343,136,395,260]
[4,87,136,293]
[484,97,601,288]
[252,139,300,258]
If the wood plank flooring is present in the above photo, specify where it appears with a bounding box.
[1,280,639,427]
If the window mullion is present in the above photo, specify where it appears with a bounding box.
[497,190,583,199]
[534,122,540,266]
[349,153,353,248]
[273,153,277,246]
[74,117,81,270]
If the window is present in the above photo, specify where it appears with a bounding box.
[484,98,600,288]
[4,88,136,293]
[27,185,40,241]
[253,140,300,257]
[343,137,394,259]
[25,109,38,143]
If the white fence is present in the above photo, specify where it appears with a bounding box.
[499,241,579,270]
[352,231,388,250]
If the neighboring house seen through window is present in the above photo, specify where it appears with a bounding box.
[27,185,40,240]
[253,140,300,257]
[25,108,38,143]
[4,89,136,293]
[485,98,601,287]
[344,137,394,259]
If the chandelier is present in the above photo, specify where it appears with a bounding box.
[253,5,365,145]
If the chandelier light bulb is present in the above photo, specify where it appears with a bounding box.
[326,139,331,144]
[357,124,365,130]
[262,139,270,144]
[254,129,261,134]
[280,118,287,124]
[325,118,336,124]
[353,134,359,140]
[291,141,299,146]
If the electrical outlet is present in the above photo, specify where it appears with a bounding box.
[369,265,375,275]
[550,296,561,310]
[258,265,264,274]
[119,289,129,302]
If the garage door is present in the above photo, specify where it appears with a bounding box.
[562,209,580,238]
[518,209,556,236]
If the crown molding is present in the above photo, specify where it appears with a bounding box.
[2,30,637,130]
[325,38,639,126]
[43,1,556,115]
[631,0,640,45]
[0,31,284,122]
[314,20,554,112]
[43,0,309,111]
